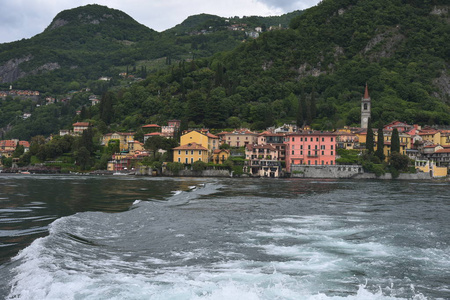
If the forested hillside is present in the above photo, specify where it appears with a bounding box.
[84,0,450,133]
[2,0,450,140]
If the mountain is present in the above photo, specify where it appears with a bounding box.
[0,5,157,84]
[0,5,302,94]
[0,4,305,139]
[83,0,447,132]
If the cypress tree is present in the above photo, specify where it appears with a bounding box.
[296,89,304,128]
[391,128,400,154]
[375,125,385,161]
[366,118,374,154]
[310,85,317,120]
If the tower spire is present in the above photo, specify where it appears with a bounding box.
[364,83,370,99]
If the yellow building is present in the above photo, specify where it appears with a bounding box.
[418,129,441,145]
[211,149,230,164]
[102,132,135,152]
[173,143,209,164]
[128,140,145,154]
[415,160,448,178]
[439,131,450,146]
[180,130,219,153]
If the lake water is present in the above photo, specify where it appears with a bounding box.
[0,174,448,299]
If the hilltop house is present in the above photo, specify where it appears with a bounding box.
[72,122,90,135]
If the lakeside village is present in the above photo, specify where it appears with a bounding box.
[1,85,450,179]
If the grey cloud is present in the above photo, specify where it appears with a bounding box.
[256,0,320,11]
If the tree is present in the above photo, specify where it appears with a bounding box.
[79,127,94,154]
[99,91,114,124]
[12,145,25,158]
[75,147,92,170]
[144,135,166,158]
[375,125,385,161]
[391,128,400,154]
[297,90,304,128]
[366,118,374,154]
[389,152,410,172]
[134,128,144,143]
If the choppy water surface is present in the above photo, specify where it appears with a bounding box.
[0,175,448,299]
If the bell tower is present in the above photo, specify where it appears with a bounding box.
[361,83,371,128]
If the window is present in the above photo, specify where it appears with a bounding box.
[191,150,194,155]
[322,160,324,165]
[191,158,194,163]
[300,145,303,149]
[315,160,317,165]
[300,151,303,155]
[178,150,181,155]
[308,145,311,149]
[316,138,319,142]
[300,137,303,142]
[310,137,313,141]
[185,151,188,155]
[292,137,295,142]
[322,137,324,142]
[237,137,239,140]
[185,158,188,164]
[178,158,181,162]
[364,103,368,110]
[331,138,334,142]
[331,151,334,155]
[308,160,311,165]
[292,150,295,155]
[292,145,295,149]
[308,151,311,155]
[199,150,201,155]
[315,145,318,149]
[331,161,333,165]
[322,151,324,155]
[331,145,334,150]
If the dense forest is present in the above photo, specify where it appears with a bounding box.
[1,0,450,140]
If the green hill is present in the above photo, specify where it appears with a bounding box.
[0,4,304,139]
[3,0,450,140]
[93,0,447,131]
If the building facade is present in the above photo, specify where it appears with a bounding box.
[173,143,209,164]
[361,84,371,129]
[285,131,337,172]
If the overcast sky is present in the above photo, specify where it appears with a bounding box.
[1,0,321,44]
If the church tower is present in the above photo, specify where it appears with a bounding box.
[361,83,371,128]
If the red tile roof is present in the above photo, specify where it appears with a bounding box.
[142,124,160,128]
[173,142,208,151]
[19,141,30,148]
[73,122,90,127]
[435,149,450,153]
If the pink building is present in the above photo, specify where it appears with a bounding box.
[244,144,281,177]
[285,131,336,172]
